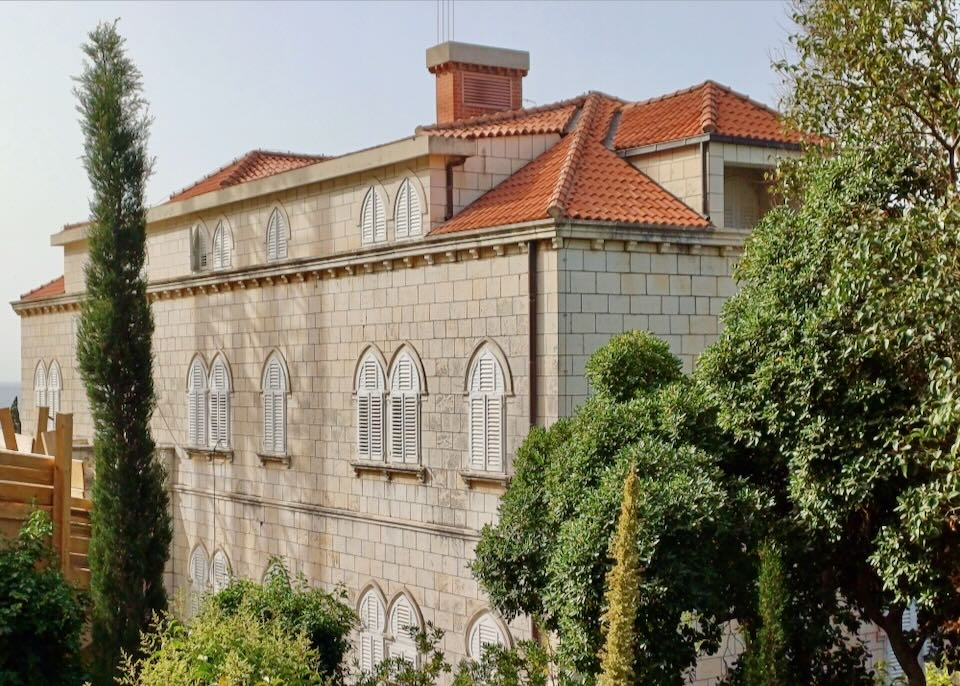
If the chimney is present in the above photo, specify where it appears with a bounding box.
[426,41,530,124]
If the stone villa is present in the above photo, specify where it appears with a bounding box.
[14,42,811,682]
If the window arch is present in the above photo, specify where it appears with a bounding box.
[389,351,421,464]
[360,187,386,245]
[187,357,208,448]
[210,549,232,593]
[394,178,423,239]
[466,612,508,661]
[211,220,233,270]
[47,361,62,418]
[209,356,231,449]
[262,559,288,584]
[33,361,46,412]
[261,353,288,455]
[468,350,507,472]
[190,223,209,272]
[266,207,289,261]
[188,544,209,617]
[358,589,386,671]
[356,352,386,461]
[388,594,422,665]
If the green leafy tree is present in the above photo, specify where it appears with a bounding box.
[0,510,86,686]
[596,469,643,686]
[74,22,171,684]
[742,542,788,686]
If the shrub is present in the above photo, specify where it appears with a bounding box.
[584,331,681,401]
[209,561,355,680]
[0,510,86,686]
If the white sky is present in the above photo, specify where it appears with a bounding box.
[0,0,795,385]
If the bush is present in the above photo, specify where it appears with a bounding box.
[209,561,356,681]
[584,331,681,401]
[0,510,86,686]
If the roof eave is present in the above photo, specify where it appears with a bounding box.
[616,132,800,159]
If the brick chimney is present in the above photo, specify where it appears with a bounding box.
[426,41,530,124]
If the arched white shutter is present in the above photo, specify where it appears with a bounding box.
[212,222,231,269]
[468,352,506,472]
[267,209,288,261]
[468,614,505,661]
[357,356,385,461]
[361,188,386,245]
[262,356,287,455]
[189,546,209,616]
[210,550,231,593]
[47,362,61,417]
[389,354,420,464]
[359,591,385,671]
[192,225,209,271]
[209,359,230,449]
[389,596,420,665]
[33,362,46,411]
[187,359,208,448]
[394,178,422,240]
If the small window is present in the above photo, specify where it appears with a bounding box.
[359,590,386,671]
[360,187,386,245]
[210,550,232,593]
[389,595,421,666]
[266,208,289,261]
[356,354,386,461]
[394,178,422,239]
[191,224,209,272]
[209,357,231,449]
[261,354,288,455]
[33,361,46,412]
[389,353,420,464]
[189,545,209,617]
[468,351,506,472]
[211,221,233,270]
[187,358,208,448]
[47,361,62,418]
[467,613,506,661]
[723,166,771,230]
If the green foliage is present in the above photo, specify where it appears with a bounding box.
[924,663,960,686]
[0,510,86,686]
[209,561,355,680]
[584,331,681,402]
[596,470,642,686]
[116,606,327,686]
[74,22,172,684]
[10,396,21,434]
[742,542,788,686]
[474,335,756,686]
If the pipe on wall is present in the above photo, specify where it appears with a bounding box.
[527,239,537,427]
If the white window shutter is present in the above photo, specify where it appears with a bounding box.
[274,393,286,454]
[390,394,404,463]
[470,396,486,470]
[47,362,61,417]
[469,616,504,660]
[262,357,287,454]
[486,396,504,471]
[395,181,410,239]
[361,189,377,245]
[213,223,231,269]
[403,395,418,463]
[189,547,209,616]
[360,634,374,672]
[408,181,422,236]
[267,209,288,261]
[357,394,371,457]
[370,394,384,460]
[34,363,46,410]
[357,356,386,460]
[374,191,386,242]
[188,360,207,448]
[210,550,231,593]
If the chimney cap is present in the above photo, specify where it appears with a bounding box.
[426,41,529,73]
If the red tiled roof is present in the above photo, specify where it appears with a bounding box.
[614,80,800,149]
[168,149,328,203]
[419,98,582,139]
[432,93,710,235]
[21,275,65,301]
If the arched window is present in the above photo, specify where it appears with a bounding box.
[191,224,209,272]
[389,352,420,464]
[360,187,386,245]
[47,361,62,418]
[394,178,422,239]
[266,208,289,261]
[262,559,287,584]
[467,613,507,661]
[389,595,421,665]
[211,220,232,270]
[261,354,288,455]
[187,357,208,448]
[33,361,46,412]
[358,590,386,671]
[210,550,232,593]
[356,354,385,461]
[188,545,209,617]
[468,351,506,472]
[209,357,231,449]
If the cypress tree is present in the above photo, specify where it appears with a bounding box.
[74,22,171,684]
[597,468,643,686]
[744,541,789,686]
[10,396,20,434]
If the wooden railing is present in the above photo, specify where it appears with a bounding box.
[0,408,90,587]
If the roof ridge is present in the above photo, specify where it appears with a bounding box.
[700,82,719,133]
[21,274,64,300]
[168,149,327,201]
[547,94,603,219]
[418,94,589,132]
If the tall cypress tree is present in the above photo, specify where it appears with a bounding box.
[74,22,171,684]
[744,541,789,686]
[597,468,643,686]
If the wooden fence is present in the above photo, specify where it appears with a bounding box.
[0,407,90,587]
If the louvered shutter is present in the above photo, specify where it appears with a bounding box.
[360,634,374,672]
[209,361,230,448]
[274,392,286,454]
[213,223,231,269]
[486,396,504,471]
[358,357,385,460]
[267,209,288,261]
[359,592,385,670]
[188,360,207,447]
[885,603,923,682]
[197,228,208,269]
[361,190,375,244]
[389,356,419,464]
[369,393,384,460]
[47,363,61,417]
[262,358,286,454]
[34,363,46,410]
[469,617,504,660]
[357,393,371,457]
[210,551,231,593]
[408,181,422,236]
[373,191,386,242]
[189,547,208,616]
[390,598,418,664]
[395,181,410,239]
[470,396,486,470]
[402,395,418,463]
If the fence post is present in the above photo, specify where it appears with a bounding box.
[52,413,73,577]
[33,406,48,454]
[0,408,16,450]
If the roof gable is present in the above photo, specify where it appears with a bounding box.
[22,275,65,301]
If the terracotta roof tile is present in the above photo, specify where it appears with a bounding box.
[614,80,800,149]
[21,275,65,301]
[168,149,328,203]
[432,93,709,235]
[419,98,582,139]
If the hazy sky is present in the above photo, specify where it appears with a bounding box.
[0,0,795,385]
